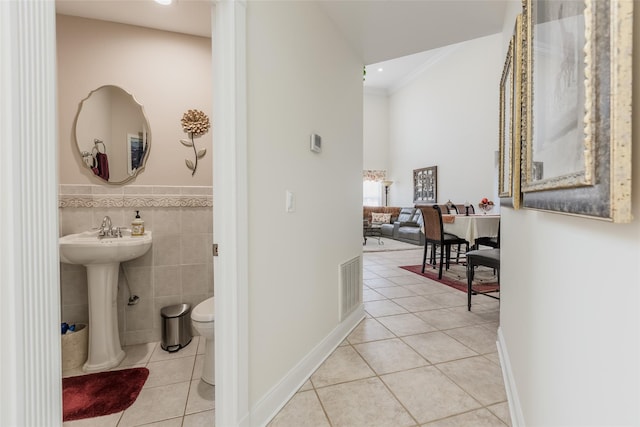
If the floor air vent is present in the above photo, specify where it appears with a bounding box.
[339,256,362,321]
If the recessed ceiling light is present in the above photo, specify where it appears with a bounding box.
[155,0,173,5]
[377,68,384,72]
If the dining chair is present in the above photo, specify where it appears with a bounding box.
[437,204,455,214]
[418,205,469,280]
[454,204,475,215]
[442,204,465,260]
[466,248,500,310]
[475,220,500,249]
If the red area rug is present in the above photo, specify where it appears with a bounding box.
[400,264,499,294]
[63,367,149,421]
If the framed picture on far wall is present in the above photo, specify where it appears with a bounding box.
[413,166,437,204]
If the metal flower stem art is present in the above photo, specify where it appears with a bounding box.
[180,109,210,176]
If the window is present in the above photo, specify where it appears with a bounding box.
[363,180,382,206]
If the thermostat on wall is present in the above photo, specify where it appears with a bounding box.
[310,133,322,153]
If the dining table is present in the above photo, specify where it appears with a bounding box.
[442,213,500,247]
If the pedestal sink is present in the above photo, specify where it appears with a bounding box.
[59,230,152,372]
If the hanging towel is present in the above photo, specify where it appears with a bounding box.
[91,155,100,177]
[96,152,110,181]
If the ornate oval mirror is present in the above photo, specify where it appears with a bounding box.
[74,85,150,184]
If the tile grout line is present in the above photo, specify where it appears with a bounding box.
[363,290,436,427]
[182,339,199,419]
[358,296,433,426]
[270,252,508,426]
[336,340,423,427]
[309,382,335,427]
[366,260,506,426]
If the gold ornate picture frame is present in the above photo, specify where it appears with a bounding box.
[521,0,633,222]
[499,14,523,209]
[498,34,514,199]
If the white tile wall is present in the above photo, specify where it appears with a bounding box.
[59,185,214,346]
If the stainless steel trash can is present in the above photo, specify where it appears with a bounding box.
[161,303,192,352]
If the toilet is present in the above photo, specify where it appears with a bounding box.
[191,297,215,385]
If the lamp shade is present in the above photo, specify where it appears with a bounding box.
[382,180,394,188]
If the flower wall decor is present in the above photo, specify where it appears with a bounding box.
[180,109,210,176]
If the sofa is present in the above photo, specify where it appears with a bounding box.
[363,206,400,237]
[363,206,425,246]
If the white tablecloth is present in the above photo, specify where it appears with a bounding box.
[443,214,500,244]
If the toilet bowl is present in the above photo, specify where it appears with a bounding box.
[191,296,215,385]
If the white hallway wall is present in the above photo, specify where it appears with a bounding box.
[245,0,363,418]
[363,89,390,172]
[386,33,502,207]
[499,1,640,425]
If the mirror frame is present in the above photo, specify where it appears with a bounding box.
[73,85,151,185]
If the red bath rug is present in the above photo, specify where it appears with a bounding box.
[62,367,149,421]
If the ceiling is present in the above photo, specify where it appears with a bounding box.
[318,0,508,65]
[363,48,447,92]
[55,0,509,89]
[55,0,213,38]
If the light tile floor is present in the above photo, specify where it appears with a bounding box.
[63,335,215,427]
[268,248,510,427]
[63,247,508,427]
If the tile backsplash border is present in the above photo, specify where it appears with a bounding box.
[59,185,213,208]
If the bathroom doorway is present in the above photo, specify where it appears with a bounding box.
[0,1,247,425]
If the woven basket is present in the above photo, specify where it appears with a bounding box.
[61,323,88,371]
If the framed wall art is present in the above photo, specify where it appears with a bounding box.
[127,133,145,176]
[499,14,523,209]
[498,36,514,199]
[413,166,437,204]
[521,0,632,222]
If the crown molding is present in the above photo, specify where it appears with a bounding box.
[363,86,389,96]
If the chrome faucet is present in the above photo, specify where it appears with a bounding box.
[98,216,121,238]
[99,216,112,237]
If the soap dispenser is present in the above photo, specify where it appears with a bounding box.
[131,210,145,236]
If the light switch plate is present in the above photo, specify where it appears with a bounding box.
[310,134,321,153]
[286,190,295,212]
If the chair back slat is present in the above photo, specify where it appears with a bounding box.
[419,205,443,242]
[418,204,469,280]
[455,204,475,215]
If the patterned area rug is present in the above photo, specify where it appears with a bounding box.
[363,237,421,252]
[63,367,149,421]
[400,262,499,294]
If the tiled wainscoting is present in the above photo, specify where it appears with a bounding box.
[59,185,214,346]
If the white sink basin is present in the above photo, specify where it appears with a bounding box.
[59,230,152,265]
[59,229,152,372]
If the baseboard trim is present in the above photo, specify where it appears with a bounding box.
[249,305,365,427]
[497,326,525,427]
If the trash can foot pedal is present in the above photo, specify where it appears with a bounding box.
[163,344,181,353]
